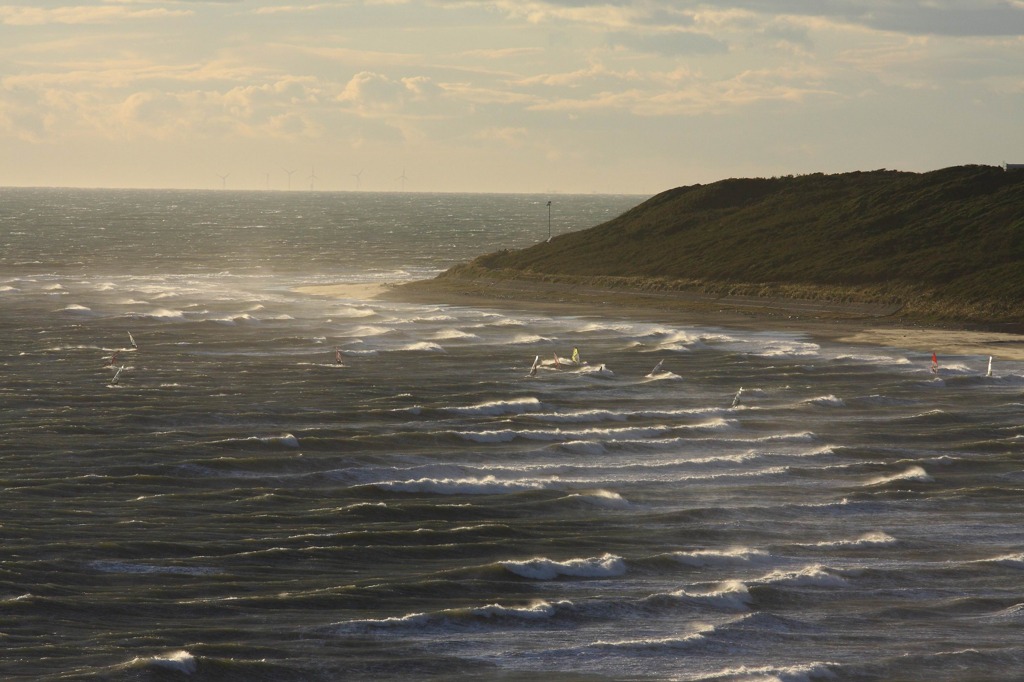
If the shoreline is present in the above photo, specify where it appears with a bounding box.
[303,278,1024,361]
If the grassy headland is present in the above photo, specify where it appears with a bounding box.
[405,165,1024,329]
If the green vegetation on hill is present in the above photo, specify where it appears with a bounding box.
[441,165,1024,324]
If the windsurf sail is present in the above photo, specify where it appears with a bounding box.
[107,351,120,367]
[987,356,993,377]
[571,347,580,365]
[335,347,343,364]
[931,352,938,373]
[647,359,664,376]
[529,355,540,377]
[553,352,561,369]
[731,387,744,408]
[110,365,124,386]
[128,331,137,349]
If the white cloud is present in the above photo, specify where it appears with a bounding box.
[337,71,442,113]
[0,0,1021,191]
[0,5,192,25]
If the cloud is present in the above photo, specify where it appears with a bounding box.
[605,29,728,56]
[473,126,529,146]
[470,0,1024,38]
[0,5,192,25]
[337,71,442,113]
[526,64,836,116]
[700,0,1024,37]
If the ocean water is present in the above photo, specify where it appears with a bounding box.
[1,188,1022,681]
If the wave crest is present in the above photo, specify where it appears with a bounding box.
[501,553,626,580]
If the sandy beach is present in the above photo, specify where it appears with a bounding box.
[297,277,1024,362]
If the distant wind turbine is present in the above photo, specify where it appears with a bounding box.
[218,173,229,189]
[283,167,295,190]
[397,168,408,192]
[308,166,318,191]
[353,169,364,191]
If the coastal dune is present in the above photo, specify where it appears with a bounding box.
[379,165,1024,359]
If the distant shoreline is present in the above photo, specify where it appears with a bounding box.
[370,276,1024,362]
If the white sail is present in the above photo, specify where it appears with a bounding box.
[110,365,125,386]
[731,387,744,408]
[127,331,137,349]
[647,359,664,377]
[987,356,993,377]
[529,355,540,377]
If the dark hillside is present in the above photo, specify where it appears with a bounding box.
[444,165,1024,324]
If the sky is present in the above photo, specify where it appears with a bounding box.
[1,1,1022,194]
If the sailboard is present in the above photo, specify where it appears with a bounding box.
[528,355,540,377]
[128,331,137,349]
[571,347,581,365]
[930,352,938,374]
[731,387,744,408]
[109,365,125,386]
[553,352,561,370]
[335,347,343,365]
[986,356,993,377]
[647,359,664,377]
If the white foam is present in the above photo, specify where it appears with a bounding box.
[975,552,1024,568]
[433,328,479,340]
[374,475,547,495]
[563,489,632,509]
[399,341,445,352]
[501,553,626,580]
[591,624,715,650]
[210,433,299,448]
[206,313,259,324]
[349,324,394,337]
[276,433,300,448]
[532,405,724,421]
[835,352,908,365]
[988,603,1024,620]
[509,334,550,344]
[130,307,185,320]
[554,440,607,455]
[135,650,197,675]
[445,397,543,416]
[331,306,378,319]
[455,424,671,443]
[467,600,565,620]
[865,465,932,486]
[577,364,614,376]
[645,371,682,381]
[802,395,845,407]
[810,532,897,548]
[528,409,629,423]
[670,580,754,610]
[670,547,771,567]
[336,599,570,633]
[758,564,847,588]
[695,662,837,682]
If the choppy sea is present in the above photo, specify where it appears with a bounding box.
[2,188,1022,681]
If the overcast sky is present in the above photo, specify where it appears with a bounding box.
[2,0,1022,194]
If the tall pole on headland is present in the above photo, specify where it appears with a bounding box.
[547,200,552,242]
